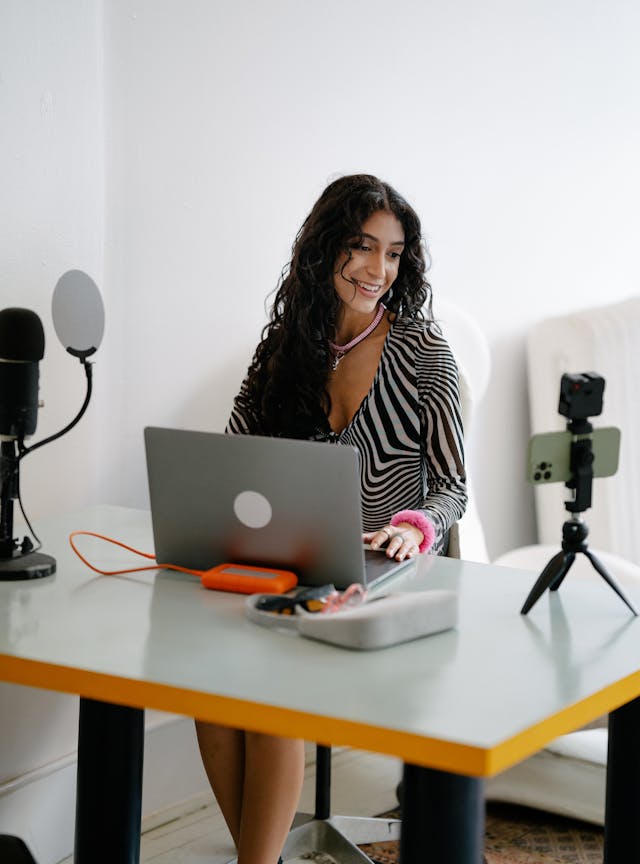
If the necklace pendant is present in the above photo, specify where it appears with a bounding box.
[328,302,386,367]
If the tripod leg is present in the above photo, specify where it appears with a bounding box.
[583,550,638,616]
[521,551,572,615]
[549,553,575,592]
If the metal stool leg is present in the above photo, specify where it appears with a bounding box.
[282,744,400,864]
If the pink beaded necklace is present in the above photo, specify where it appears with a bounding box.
[328,303,386,371]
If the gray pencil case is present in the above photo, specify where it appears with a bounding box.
[246,590,457,650]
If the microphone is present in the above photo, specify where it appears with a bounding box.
[0,270,104,580]
[0,308,45,440]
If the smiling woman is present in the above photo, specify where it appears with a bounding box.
[195,173,468,864]
[227,173,466,554]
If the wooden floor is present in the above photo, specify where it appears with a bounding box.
[61,746,401,863]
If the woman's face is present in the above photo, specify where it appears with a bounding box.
[333,210,405,316]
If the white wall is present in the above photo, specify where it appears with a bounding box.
[102,0,640,559]
[0,1,104,858]
[0,0,104,744]
[1,0,106,519]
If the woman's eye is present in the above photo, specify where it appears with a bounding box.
[388,251,401,260]
[359,244,371,252]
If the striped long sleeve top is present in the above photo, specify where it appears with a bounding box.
[227,318,467,555]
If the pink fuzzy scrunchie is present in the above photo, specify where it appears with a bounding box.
[390,510,436,554]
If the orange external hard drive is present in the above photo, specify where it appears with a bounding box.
[200,562,298,595]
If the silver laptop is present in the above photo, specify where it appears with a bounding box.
[144,426,415,590]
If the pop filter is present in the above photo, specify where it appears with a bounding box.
[52,269,105,359]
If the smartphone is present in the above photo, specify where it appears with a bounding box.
[527,426,621,484]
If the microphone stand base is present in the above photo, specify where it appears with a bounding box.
[0,551,56,581]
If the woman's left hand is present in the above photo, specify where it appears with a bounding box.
[363,522,424,561]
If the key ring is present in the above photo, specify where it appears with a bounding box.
[322,583,367,614]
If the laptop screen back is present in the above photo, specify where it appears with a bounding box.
[144,427,371,588]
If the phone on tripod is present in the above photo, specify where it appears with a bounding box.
[520,372,636,616]
[527,426,621,484]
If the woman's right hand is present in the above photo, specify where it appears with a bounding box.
[363,524,422,561]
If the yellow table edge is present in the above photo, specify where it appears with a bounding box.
[4,654,640,778]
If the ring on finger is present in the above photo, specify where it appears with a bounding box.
[381,527,393,539]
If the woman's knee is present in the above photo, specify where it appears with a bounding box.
[195,719,244,750]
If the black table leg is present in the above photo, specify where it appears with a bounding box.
[74,697,145,864]
[604,695,640,863]
[400,763,484,864]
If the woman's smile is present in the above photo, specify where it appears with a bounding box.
[355,279,385,296]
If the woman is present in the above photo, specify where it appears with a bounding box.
[196,174,467,864]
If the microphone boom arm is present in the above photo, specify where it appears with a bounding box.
[18,356,93,460]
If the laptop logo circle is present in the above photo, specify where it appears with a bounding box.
[233,490,272,529]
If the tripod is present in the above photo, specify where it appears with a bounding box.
[521,418,638,616]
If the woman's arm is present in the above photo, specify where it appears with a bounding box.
[365,323,467,559]
[416,324,468,551]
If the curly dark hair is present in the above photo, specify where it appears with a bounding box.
[236,174,433,438]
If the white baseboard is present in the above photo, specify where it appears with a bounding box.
[0,711,210,864]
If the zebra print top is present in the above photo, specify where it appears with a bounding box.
[227,318,467,555]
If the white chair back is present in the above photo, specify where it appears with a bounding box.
[432,298,491,563]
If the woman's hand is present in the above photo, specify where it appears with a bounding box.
[363,522,424,561]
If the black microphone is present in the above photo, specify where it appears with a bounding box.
[0,308,45,440]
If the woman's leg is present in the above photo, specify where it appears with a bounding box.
[195,721,305,864]
[195,720,245,845]
[237,732,305,864]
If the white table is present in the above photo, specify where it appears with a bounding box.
[1,505,640,863]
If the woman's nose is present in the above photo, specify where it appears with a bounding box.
[367,251,386,279]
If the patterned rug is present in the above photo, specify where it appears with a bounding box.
[358,803,604,864]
